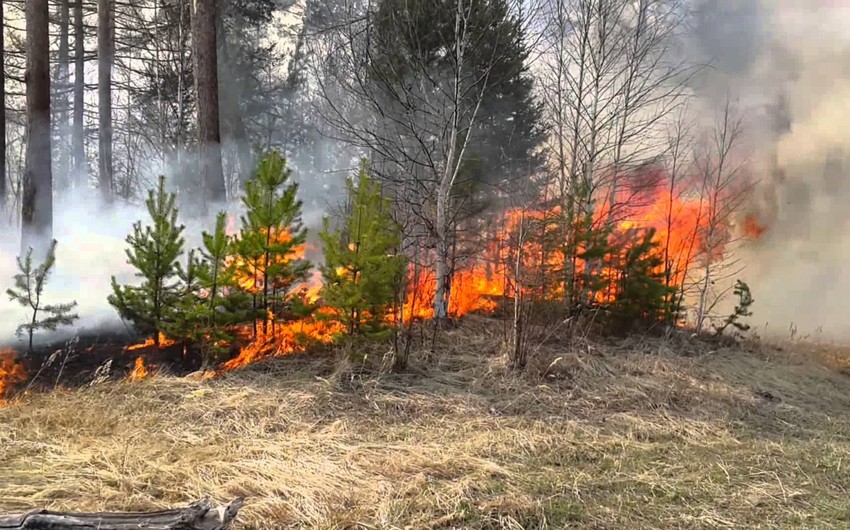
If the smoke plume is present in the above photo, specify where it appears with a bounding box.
[691,0,850,339]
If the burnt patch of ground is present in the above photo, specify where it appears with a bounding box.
[2,328,203,392]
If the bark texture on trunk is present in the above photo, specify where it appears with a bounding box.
[0,0,6,213]
[98,0,114,201]
[22,0,53,253]
[73,0,86,189]
[194,0,226,205]
[0,498,244,530]
[433,189,451,320]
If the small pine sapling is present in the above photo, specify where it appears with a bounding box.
[234,151,312,334]
[6,240,79,353]
[609,228,677,331]
[319,163,406,339]
[715,280,754,337]
[108,175,185,346]
[166,213,251,366]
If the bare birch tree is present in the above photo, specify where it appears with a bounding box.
[312,0,542,320]
[536,0,692,307]
[0,0,6,214]
[54,0,72,191]
[73,0,86,189]
[692,98,750,333]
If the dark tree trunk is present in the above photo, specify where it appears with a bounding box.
[98,0,113,201]
[194,0,226,205]
[0,0,6,214]
[0,498,244,530]
[73,0,86,189]
[56,0,71,191]
[22,0,53,253]
[216,16,253,192]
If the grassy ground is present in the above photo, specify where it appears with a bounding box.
[2,319,850,529]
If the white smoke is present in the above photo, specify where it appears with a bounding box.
[689,0,850,340]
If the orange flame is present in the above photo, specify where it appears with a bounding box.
[126,332,176,351]
[0,350,27,405]
[221,313,343,371]
[229,228,307,293]
[211,166,726,370]
[127,356,150,382]
[398,168,724,321]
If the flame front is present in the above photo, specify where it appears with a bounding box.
[122,168,748,374]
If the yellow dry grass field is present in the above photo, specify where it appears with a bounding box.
[2,320,850,529]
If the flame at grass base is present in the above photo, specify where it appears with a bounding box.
[0,350,27,404]
[222,314,344,371]
[127,356,150,382]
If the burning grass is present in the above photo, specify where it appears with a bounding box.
[1,321,850,528]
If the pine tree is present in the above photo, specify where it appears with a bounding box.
[7,240,79,353]
[234,151,311,334]
[319,163,406,339]
[609,228,677,331]
[109,176,185,345]
[164,213,252,365]
[715,280,754,337]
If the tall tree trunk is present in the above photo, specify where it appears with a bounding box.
[56,0,71,192]
[73,0,86,189]
[98,0,114,201]
[217,14,253,191]
[194,0,226,205]
[0,0,6,214]
[22,0,53,253]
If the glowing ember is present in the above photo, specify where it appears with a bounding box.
[127,356,150,382]
[0,350,27,404]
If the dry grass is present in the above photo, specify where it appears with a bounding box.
[2,319,850,529]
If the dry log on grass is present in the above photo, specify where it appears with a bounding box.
[0,498,244,530]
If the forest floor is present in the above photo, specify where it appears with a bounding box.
[2,318,850,529]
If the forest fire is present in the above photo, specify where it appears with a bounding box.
[0,350,27,405]
[65,164,748,384]
[398,174,721,321]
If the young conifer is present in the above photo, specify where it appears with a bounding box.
[714,280,755,337]
[108,175,185,346]
[234,151,311,334]
[7,240,79,353]
[165,213,251,365]
[319,162,406,338]
[610,228,677,330]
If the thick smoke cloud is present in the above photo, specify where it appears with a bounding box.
[691,0,850,339]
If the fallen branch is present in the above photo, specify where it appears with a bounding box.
[0,498,244,530]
